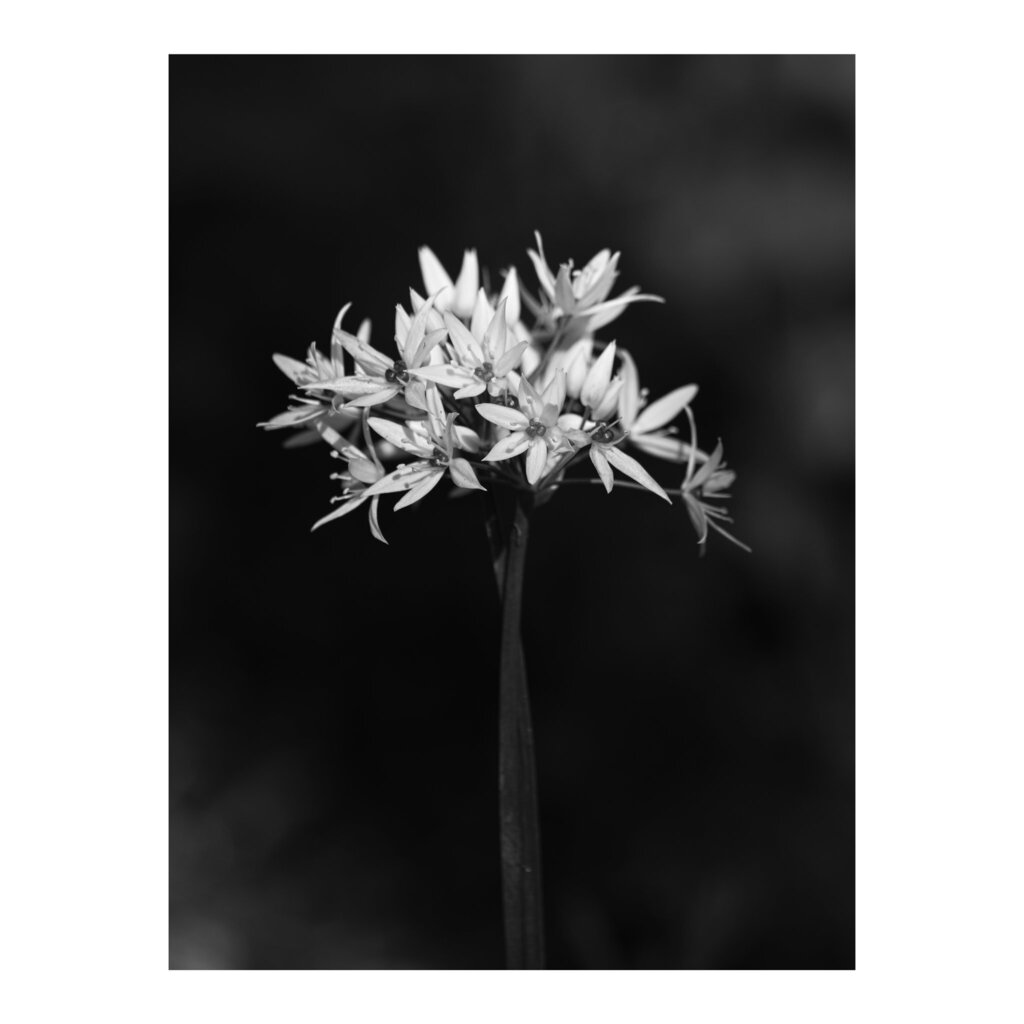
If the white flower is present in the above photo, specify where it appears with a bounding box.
[679,410,749,552]
[477,374,569,485]
[302,296,445,409]
[265,233,742,548]
[557,414,670,504]
[410,299,528,399]
[527,231,664,330]
[361,388,485,509]
[617,349,701,463]
[259,306,370,435]
[309,430,387,542]
[418,246,480,319]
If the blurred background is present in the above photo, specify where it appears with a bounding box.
[170,55,853,969]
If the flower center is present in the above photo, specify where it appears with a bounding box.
[474,361,495,382]
[384,360,410,385]
[525,420,547,439]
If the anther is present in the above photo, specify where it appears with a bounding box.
[384,360,410,384]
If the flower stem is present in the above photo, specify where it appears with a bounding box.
[487,489,545,969]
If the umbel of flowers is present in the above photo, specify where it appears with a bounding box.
[261,234,747,970]
[261,233,749,554]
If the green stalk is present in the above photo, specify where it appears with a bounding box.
[486,489,545,969]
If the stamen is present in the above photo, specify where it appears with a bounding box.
[384,360,410,385]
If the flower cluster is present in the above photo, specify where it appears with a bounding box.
[260,234,748,552]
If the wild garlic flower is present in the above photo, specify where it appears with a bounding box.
[527,231,663,332]
[258,308,371,437]
[477,374,570,485]
[418,246,480,320]
[261,234,746,552]
[615,349,704,464]
[411,299,528,399]
[308,428,387,542]
[679,408,750,553]
[305,296,446,409]
[363,388,486,506]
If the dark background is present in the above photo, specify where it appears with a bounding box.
[170,55,854,969]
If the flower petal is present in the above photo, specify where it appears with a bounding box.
[632,384,699,435]
[453,381,487,400]
[448,457,486,491]
[573,249,612,302]
[581,340,617,410]
[483,297,510,361]
[444,311,484,366]
[409,364,475,389]
[589,445,614,492]
[314,423,366,460]
[367,496,387,544]
[476,404,530,430]
[348,457,383,484]
[579,291,664,332]
[564,339,593,399]
[527,231,556,298]
[403,293,439,365]
[553,264,575,314]
[258,404,324,430]
[470,288,494,342]
[493,340,529,378]
[271,353,311,384]
[453,426,482,452]
[343,386,401,408]
[311,493,368,531]
[590,377,623,422]
[339,333,393,375]
[630,432,697,463]
[688,440,726,490]
[394,468,445,510]
[394,304,411,351]
[301,375,384,396]
[541,369,567,412]
[483,431,530,462]
[367,417,433,457]
[604,446,672,503]
[362,462,434,497]
[498,266,521,325]
[703,468,736,495]
[525,437,547,484]
[683,495,709,545]
[516,376,544,420]
[579,251,620,306]
[452,249,479,318]
[418,246,454,310]
[403,380,429,412]
[617,348,641,428]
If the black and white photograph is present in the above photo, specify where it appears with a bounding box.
[171,55,854,970]
[7,16,1023,1022]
